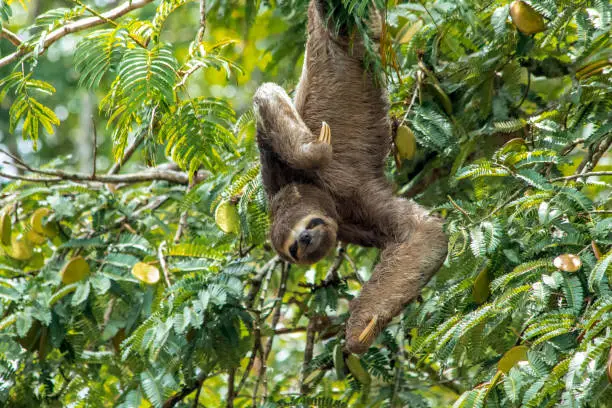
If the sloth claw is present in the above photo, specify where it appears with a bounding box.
[357,315,379,345]
[318,121,331,144]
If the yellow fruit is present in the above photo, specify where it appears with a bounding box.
[60,256,90,284]
[215,201,240,234]
[30,208,58,238]
[26,229,47,245]
[553,254,582,273]
[510,1,546,35]
[8,235,33,261]
[131,262,160,284]
[395,125,417,160]
[0,210,12,246]
[498,345,529,374]
[473,267,490,304]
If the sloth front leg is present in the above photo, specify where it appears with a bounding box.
[254,82,332,169]
[345,209,448,354]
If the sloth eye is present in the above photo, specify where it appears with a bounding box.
[307,218,325,229]
[289,241,298,260]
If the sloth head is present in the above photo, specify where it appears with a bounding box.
[270,184,338,264]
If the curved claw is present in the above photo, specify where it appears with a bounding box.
[318,121,331,144]
[357,315,379,345]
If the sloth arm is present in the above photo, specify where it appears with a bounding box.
[254,82,332,170]
[344,198,448,354]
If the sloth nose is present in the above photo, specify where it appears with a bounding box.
[299,231,312,245]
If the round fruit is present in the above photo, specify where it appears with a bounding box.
[215,201,240,234]
[510,1,546,35]
[30,208,58,238]
[131,262,160,284]
[60,256,90,284]
[8,235,33,261]
[26,229,47,245]
[395,125,417,160]
[498,345,529,373]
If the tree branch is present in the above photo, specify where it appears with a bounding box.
[551,171,612,182]
[1,27,23,47]
[0,150,206,185]
[0,0,154,68]
[163,372,208,408]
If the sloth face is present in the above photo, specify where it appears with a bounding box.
[276,214,337,264]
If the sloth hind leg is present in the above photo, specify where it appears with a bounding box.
[254,82,332,169]
[346,205,448,354]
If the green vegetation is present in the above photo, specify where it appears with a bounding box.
[0,0,610,407]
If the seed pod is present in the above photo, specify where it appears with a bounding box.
[333,344,346,380]
[509,1,546,35]
[131,262,160,284]
[0,210,12,246]
[215,201,240,234]
[60,256,90,284]
[473,266,490,304]
[346,354,371,385]
[498,345,528,374]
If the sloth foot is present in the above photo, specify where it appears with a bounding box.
[318,121,331,144]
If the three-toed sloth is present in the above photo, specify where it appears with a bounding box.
[253,0,448,354]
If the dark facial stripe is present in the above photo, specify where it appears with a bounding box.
[289,241,298,260]
[306,218,325,229]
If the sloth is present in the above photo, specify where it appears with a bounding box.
[253,0,448,354]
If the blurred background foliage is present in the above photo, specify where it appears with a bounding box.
[0,0,611,407]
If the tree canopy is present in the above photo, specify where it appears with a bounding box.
[0,0,611,407]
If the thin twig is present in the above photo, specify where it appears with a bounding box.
[236,260,278,397]
[0,0,155,68]
[163,372,209,408]
[447,195,474,222]
[260,263,289,401]
[226,369,235,408]
[91,115,97,178]
[323,244,346,284]
[512,72,531,110]
[274,326,307,335]
[158,242,172,287]
[196,0,207,43]
[551,171,612,182]
[108,133,145,174]
[1,27,23,46]
[299,319,317,394]
[174,179,195,243]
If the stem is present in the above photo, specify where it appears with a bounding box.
[0,0,155,68]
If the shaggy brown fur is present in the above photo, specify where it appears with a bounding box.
[253,0,448,354]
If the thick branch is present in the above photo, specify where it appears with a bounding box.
[0,0,154,68]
